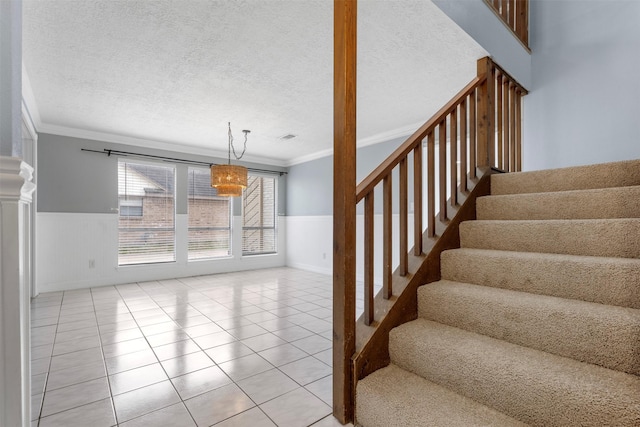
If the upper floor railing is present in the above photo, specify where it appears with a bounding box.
[485,0,529,48]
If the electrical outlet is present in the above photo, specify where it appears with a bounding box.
[89,259,95,269]
[322,253,327,260]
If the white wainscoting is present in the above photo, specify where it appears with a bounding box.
[286,214,415,285]
[36,213,286,292]
[285,216,333,276]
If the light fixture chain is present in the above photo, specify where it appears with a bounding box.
[228,122,248,162]
[228,123,232,165]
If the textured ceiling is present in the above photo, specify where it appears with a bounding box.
[22,0,486,166]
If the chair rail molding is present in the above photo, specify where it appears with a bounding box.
[0,155,35,427]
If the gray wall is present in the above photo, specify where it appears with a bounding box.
[287,136,411,216]
[523,0,640,170]
[287,154,333,216]
[433,0,531,88]
[37,133,287,215]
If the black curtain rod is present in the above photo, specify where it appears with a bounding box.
[81,148,287,176]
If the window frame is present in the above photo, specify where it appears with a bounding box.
[117,159,176,266]
[187,166,233,261]
[242,174,278,256]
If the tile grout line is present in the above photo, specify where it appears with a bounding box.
[114,280,197,427]
[33,268,338,427]
[90,285,119,427]
[33,290,62,425]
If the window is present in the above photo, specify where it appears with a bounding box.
[118,160,175,265]
[118,197,143,217]
[188,167,232,260]
[242,175,276,255]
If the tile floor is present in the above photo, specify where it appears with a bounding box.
[30,267,360,427]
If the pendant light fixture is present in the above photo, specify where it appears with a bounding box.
[211,122,250,197]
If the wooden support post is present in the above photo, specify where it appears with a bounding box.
[469,90,477,178]
[496,72,503,170]
[383,173,393,298]
[509,83,516,172]
[477,57,495,169]
[499,77,513,172]
[413,143,423,254]
[427,132,436,237]
[363,193,374,326]
[438,120,447,221]
[516,0,529,46]
[516,89,523,171]
[399,158,408,276]
[449,107,458,206]
[508,0,516,27]
[459,98,468,192]
[333,0,357,423]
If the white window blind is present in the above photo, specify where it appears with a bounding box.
[242,175,276,255]
[118,160,176,265]
[119,198,143,217]
[188,167,232,260]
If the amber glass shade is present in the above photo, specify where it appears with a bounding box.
[210,164,247,197]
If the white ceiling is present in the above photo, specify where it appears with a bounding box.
[22,0,486,166]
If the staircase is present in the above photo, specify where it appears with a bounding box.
[355,159,640,426]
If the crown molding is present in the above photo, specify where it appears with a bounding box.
[21,101,38,142]
[37,121,424,169]
[357,121,425,149]
[36,123,289,168]
[285,147,334,167]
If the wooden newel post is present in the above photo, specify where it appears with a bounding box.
[476,57,495,170]
[333,0,357,424]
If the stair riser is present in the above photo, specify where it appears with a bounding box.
[357,161,640,426]
[390,320,640,426]
[459,219,640,258]
[356,365,526,427]
[491,159,640,195]
[477,186,640,220]
[441,249,640,309]
[418,281,640,375]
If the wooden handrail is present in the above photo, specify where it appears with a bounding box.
[356,76,485,203]
[334,55,528,424]
[356,55,528,335]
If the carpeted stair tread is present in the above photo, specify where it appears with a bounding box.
[390,319,640,426]
[440,248,640,309]
[355,161,640,426]
[477,185,640,220]
[355,364,527,427]
[459,218,640,258]
[491,159,640,195]
[417,280,640,375]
